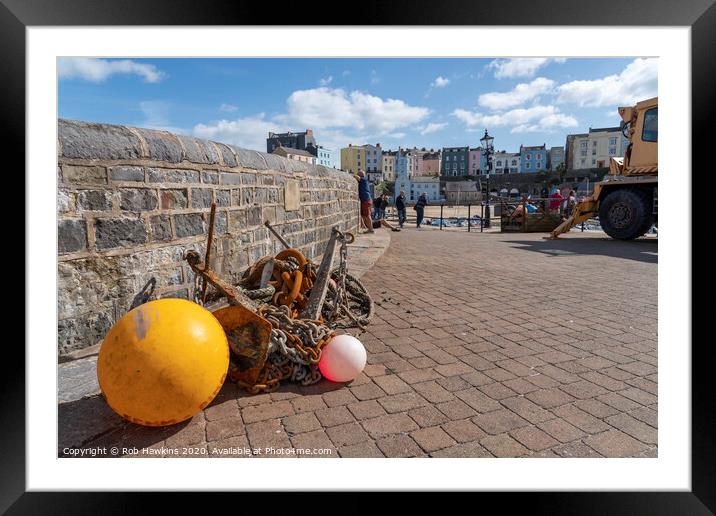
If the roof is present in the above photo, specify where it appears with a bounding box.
[274,146,314,158]
[589,126,621,133]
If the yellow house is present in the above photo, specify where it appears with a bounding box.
[340,145,366,173]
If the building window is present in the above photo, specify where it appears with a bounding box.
[581,150,587,157]
[526,154,531,160]
[592,149,596,155]
[580,142,587,149]
[592,141,597,147]
[592,159,596,165]
[511,160,517,166]
[609,147,617,155]
[526,163,531,169]
[642,107,658,142]
[581,159,586,165]
[609,137,617,145]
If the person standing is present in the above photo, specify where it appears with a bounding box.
[549,186,563,215]
[355,170,374,233]
[372,193,383,220]
[414,192,428,228]
[395,190,407,228]
[379,193,388,219]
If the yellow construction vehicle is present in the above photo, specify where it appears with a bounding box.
[547,97,658,240]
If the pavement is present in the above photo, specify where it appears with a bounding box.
[58,227,657,458]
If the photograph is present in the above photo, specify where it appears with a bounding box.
[56,56,659,460]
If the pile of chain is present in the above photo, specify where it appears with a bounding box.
[222,238,373,393]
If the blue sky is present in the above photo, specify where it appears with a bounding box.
[58,57,657,168]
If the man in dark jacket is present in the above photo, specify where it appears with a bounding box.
[414,192,428,228]
[395,190,407,228]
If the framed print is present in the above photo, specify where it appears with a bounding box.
[7,0,712,511]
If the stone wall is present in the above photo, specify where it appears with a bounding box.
[57,120,359,356]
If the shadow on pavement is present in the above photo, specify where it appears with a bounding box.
[506,237,658,264]
[58,377,348,457]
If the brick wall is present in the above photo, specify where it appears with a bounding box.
[57,119,359,356]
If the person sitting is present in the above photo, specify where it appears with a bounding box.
[372,214,401,232]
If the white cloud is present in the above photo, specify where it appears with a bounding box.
[420,122,448,135]
[488,58,566,79]
[219,103,238,112]
[478,77,555,110]
[452,105,577,133]
[431,76,450,88]
[58,57,165,83]
[370,70,380,84]
[137,101,184,134]
[276,87,430,134]
[556,58,658,108]
[319,75,333,86]
[192,87,429,157]
[192,114,285,151]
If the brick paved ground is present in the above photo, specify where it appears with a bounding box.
[63,229,657,458]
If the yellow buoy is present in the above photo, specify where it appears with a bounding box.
[97,298,229,426]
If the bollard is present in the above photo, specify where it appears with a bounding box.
[480,203,484,233]
[468,204,471,232]
[440,205,443,230]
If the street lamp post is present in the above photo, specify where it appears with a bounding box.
[480,129,494,229]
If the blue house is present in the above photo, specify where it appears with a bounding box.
[519,144,548,173]
[316,146,334,168]
[395,149,410,179]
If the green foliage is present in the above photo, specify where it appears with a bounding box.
[375,180,394,196]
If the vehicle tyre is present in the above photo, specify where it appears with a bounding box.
[598,189,653,240]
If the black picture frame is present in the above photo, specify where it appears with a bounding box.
[7,0,711,511]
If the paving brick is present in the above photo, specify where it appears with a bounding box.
[378,392,429,413]
[559,380,609,400]
[510,425,559,451]
[165,422,206,448]
[245,419,291,451]
[290,430,337,458]
[349,382,387,401]
[290,395,327,414]
[579,371,628,391]
[408,405,450,427]
[430,441,493,457]
[435,362,475,377]
[206,415,245,442]
[282,412,322,435]
[362,413,419,438]
[574,398,621,419]
[413,380,455,403]
[525,388,575,409]
[584,429,649,457]
[460,371,494,387]
[455,388,502,413]
[629,406,658,428]
[500,396,553,424]
[480,434,529,457]
[398,368,442,384]
[502,377,541,395]
[326,422,370,447]
[208,435,253,458]
[442,419,487,443]
[436,399,478,420]
[537,418,587,443]
[618,387,657,406]
[472,409,530,435]
[204,399,240,421]
[437,376,472,392]
[596,392,643,412]
[478,382,517,401]
[347,399,388,421]
[338,440,385,457]
[553,440,603,458]
[376,434,424,457]
[315,406,355,427]
[241,400,294,424]
[411,426,456,452]
[605,413,658,444]
[322,389,359,407]
[373,374,413,395]
[550,404,611,434]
